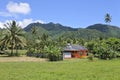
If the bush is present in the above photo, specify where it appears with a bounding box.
[98,49,117,60]
[87,53,94,61]
[44,45,63,61]
[0,50,5,55]
[6,52,20,57]
[48,54,63,61]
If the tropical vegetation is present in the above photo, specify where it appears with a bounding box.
[0,14,120,61]
[0,21,26,56]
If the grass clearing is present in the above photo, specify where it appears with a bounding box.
[5,50,27,55]
[0,58,120,80]
[0,55,47,62]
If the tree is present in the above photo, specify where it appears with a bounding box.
[41,33,49,42]
[31,26,38,51]
[44,44,62,61]
[1,20,26,56]
[38,33,50,53]
[31,26,38,35]
[0,30,5,50]
[87,38,120,59]
[105,13,111,24]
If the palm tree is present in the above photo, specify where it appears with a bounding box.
[1,20,26,56]
[41,33,49,42]
[0,29,4,50]
[31,26,38,51]
[105,13,111,24]
[31,26,38,35]
[0,34,10,51]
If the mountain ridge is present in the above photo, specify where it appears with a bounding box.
[24,22,120,39]
[24,22,78,32]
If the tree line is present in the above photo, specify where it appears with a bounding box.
[0,13,120,61]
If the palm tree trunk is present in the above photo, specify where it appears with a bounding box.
[11,39,14,56]
[11,43,14,56]
[15,39,19,56]
[15,44,18,56]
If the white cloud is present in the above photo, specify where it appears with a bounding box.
[0,12,12,17]
[34,20,45,23]
[0,12,18,18]
[18,19,45,28]
[0,1,31,18]
[6,1,31,14]
[0,22,4,28]
[18,19,33,28]
[0,19,45,28]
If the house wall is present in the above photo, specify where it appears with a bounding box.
[63,52,72,58]
[82,51,87,56]
[81,51,87,58]
[63,50,87,59]
[72,51,80,58]
[72,51,87,58]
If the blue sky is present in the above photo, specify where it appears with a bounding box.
[0,0,120,28]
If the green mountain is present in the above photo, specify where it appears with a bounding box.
[24,22,77,31]
[24,22,78,38]
[24,23,120,39]
[86,24,120,37]
[61,29,104,40]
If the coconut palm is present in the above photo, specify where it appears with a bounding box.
[31,26,38,35]
[31,26,38,51]
[105,13,111,24]
[1,20,26,56]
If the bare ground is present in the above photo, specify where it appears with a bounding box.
[0,55,48,62]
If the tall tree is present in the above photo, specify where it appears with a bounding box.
[31,26,38,51]
[31,26,38,35]
[1,20,26,56]
[105,13,111,24]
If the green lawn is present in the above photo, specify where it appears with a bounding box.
[0,59,120,80]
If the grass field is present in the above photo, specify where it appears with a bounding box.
[0,56,47,62]
[5,50,27,55]
[0,58,120,80]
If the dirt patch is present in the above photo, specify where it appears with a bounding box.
[0,55,48,62]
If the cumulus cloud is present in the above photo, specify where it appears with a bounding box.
[6,1,31,14]
[0,22,4,28]
[18,19,33,28]
[0,19,45,28]
[18,19,45,28]
[0,1,31,18]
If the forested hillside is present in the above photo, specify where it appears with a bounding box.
[87,24,120,38]
[24,22,120,40]
[0,21,120,60]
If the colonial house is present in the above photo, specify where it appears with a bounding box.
[62,44,88,59]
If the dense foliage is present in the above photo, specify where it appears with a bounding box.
[0,21,26,56]
[25,22,120,39]
[0,21,120,61]
[86,38,120,59]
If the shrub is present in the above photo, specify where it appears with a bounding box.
[48,54,63,61]
[44,45,63,61]
[87,53,94,61]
